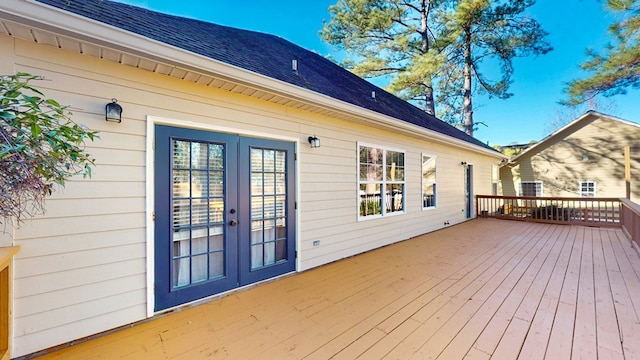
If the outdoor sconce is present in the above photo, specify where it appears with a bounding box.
[460,161,467,166]
[308,135,320,148]
[105,98,122,123]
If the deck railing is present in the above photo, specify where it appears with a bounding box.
[620,198,640,250]
[476,195,622,227]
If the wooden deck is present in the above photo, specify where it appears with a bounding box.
[35,219,640,359]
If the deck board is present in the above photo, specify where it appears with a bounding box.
[34,219,640,360]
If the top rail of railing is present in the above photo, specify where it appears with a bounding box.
[476,195,621,227]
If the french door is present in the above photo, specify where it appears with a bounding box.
[154,125,296,311]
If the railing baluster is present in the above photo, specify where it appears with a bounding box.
[475,195,622,227]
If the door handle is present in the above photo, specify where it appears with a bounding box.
[229,220,238,226]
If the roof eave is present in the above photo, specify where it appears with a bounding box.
[1,0,502,159]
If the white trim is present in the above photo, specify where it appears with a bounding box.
[518,181,544,197]
[145,116,154,318]
[578,180,597,197]
[0,0,504,160]
[144,115,301,317]
[357,142,407,221]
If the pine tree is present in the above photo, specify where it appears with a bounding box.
[565,0,640,105]
[321,0,552,137]
[320,0,450,116]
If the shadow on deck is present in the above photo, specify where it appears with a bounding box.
[35,219,640,359]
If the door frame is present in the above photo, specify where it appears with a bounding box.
[145,116,300,316]
[464,163,474,219]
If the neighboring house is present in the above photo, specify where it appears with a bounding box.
[0,0,503,357]
[500,111,640,202]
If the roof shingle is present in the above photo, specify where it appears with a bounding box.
[35,0,493,150]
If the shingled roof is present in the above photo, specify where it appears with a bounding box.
[35,0,492,150]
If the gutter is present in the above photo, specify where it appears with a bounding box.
[1,0,503,159]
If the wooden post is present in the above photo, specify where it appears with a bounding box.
[625,145,631,199]
[0,246,19,360]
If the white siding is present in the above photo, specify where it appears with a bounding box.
[5,36,500,356]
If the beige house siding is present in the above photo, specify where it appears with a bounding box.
[4,35,500,357]
[501,114,640,202]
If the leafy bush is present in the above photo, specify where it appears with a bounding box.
[1,73,98,222]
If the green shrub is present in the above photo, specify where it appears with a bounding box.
[1,73,99,222]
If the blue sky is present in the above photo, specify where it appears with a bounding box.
[118,0,639,146]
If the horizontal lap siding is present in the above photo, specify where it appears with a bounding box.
[6,37,499,356]
[512,116,640,201]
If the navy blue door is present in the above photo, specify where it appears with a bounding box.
[154,125,296,311]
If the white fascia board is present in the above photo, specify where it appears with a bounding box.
[2,0,502,159]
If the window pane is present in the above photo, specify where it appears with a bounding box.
[192,170,208,197]
[276,196,286,217]
[275,174,286,194]
[173,170,190,198]
[209,252,224,278]
[386,151,405,181]
[264,150,275,172]
[192,232,207,254]
[275,239,286,261]
[359,146,383,181]
[192,202,208,225]
[422,155,436,208]
[580,181,596,197]
[359,183,381,216]
[173,257,190,288]
[251,220,263,244]
[209,227,223,250]
[209,144,224,170]
[521,182,541,197]
[264,173,275,195]
[275,151,286,172]
[251,196,264,220]
[191,254,208,283]
[172,199,190,227]
[252,244,263,268]
[209,171,224,196]
[386,184,404,213]
[251,173,263,195]
[251,148,263,172]
[191,142,208,169]
[173,140,190,168]
[209,199,224,223]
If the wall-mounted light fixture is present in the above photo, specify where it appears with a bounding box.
[460,161,467,166]
[308,135,320,148]
[105,98,122,123]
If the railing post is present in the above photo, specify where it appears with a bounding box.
[0,246,19,360]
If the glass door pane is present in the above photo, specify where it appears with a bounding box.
[171,140,226,288]
[249,148,288,270]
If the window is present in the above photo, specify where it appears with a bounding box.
[579,181,596,197]
[358,144,405,218]
[491,164,500,195]
[519,181,543,197]
[422,154,436,209]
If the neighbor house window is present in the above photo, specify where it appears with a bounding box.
[579,181,596,197]
[359,144,405,218]
[422,154,436,209]
[519,181,543,197]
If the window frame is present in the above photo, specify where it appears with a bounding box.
[421,153,437,210]
[357,142,406,220]
[519,181,543,197]
[579,181,597,197]
[491,164,500,196]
